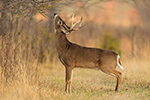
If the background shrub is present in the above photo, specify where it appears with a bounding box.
[101,32,121,55]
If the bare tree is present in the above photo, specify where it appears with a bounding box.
[132,0,150,32]
[131,26,136,57]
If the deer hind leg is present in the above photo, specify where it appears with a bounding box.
[101,68,122,92]
[109,70,122,91]
[105,70,122,91]
[65,67,73,93]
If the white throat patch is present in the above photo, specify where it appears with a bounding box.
[54,14,58,20]
[54,14,58,34]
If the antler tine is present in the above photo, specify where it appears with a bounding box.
[72,20,80,28]
[71,14,75,26]
[70,15,84,31]
[71,16,85,31]
[73,23,86,31]
[79,16,83,27]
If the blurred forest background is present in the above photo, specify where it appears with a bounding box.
[0,0,150,100]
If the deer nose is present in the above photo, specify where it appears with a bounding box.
[53,13,58,18]
[54,13,57,17]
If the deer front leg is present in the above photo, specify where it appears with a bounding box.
[65,67,73,93]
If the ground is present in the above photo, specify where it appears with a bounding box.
[38,58,150,100]
[0,58,150,100]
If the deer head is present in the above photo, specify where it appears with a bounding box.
[54,13,85,35]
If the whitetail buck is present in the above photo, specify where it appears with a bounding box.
[53,13,124,93]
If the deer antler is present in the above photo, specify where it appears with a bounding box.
[69,14,85,31]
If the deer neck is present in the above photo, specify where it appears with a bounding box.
[55,31,71,55]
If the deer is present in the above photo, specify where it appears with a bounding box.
[53,13,124,93]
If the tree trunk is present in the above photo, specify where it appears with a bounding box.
[131,26,136,57]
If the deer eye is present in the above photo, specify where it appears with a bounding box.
[57,20,62,25]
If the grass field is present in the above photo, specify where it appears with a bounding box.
[0,58,150,100]
[37,58,150,100]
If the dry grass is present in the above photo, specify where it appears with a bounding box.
[0,57,150,100]
[36,58,150,100]
[0,78,40,100]
[0,34,40,100]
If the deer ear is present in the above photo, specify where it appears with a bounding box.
[57,20,62,25]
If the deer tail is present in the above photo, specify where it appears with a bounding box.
[117,55,124,70]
